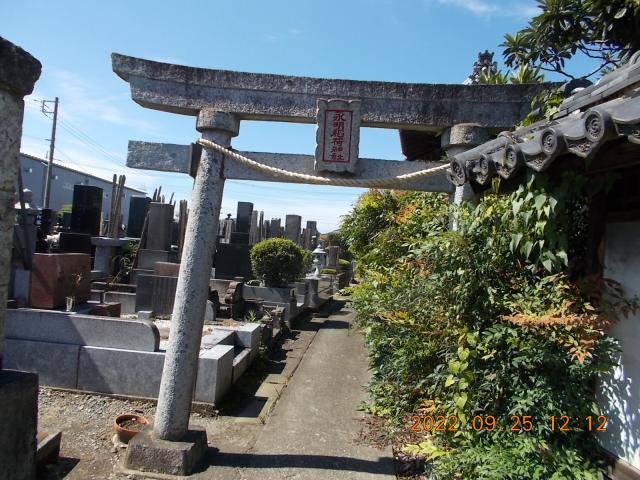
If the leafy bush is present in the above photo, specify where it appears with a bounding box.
[321,268,337,275]
[338,259,351,268]
[341,173,635,478]
[250,238,306,287]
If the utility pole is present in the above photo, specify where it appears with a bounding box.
[42,97,58,209]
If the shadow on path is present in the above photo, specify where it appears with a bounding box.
[202,448,393,475]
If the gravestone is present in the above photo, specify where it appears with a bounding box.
[213,243,252,280]
[235,202,253,233]
[154,262,180,277]
[303,220,318,249]
[58,232,92,254]
[30,253,91,309]
[222,215,234,243]
[249,210,259,244]
[327,245,340,268]
[268,218,281,238]
[127,196,150,238]
[135,274,178,315]
[284,215,302,244]
[146,202,174,251]
[70,185,102,236]
[258,211,264,241]
[315,99,361,173]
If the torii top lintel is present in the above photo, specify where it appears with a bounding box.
[112,53,549,131]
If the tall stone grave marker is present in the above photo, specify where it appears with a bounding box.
[146,202,174,251]
[127,196,150,238]
[70,184,103,235]
[285,214,302,244]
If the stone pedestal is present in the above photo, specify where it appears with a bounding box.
[0,370,38,480]
[92,237,129,275]
[124,426,207,476]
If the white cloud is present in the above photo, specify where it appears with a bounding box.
[431,0,539,18]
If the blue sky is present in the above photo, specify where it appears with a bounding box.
[3,0,596,232]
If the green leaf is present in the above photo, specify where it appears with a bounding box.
[534,194,546,210]
[542,258,553,272]
[454,392,468,409]
[510,233,523,252]
[557,250,568,265]
[448,360,461,374]
[523,241,534,259]
[458,347,470,361]
[445,375,456,387]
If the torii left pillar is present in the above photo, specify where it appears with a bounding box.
[125,111,239,476]
[0,37,41,480]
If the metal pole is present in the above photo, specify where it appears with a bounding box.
[43,96,58,209]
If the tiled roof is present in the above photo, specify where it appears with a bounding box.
[448,52,640,188]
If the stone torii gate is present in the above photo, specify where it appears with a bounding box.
[112,53,546,475]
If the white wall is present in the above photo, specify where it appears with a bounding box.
[598,221,640,471]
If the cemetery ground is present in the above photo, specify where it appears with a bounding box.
[36,300,398,480]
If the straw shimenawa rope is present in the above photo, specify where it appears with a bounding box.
[197,138,450,188]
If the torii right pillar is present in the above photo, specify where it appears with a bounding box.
[441,124,488,228]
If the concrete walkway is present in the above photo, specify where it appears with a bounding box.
[198,307,395,480]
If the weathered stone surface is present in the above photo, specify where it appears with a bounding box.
[315,98,360,173]
[112,53,548,130]
[126,142,453,192]
[0,36,41,96]
[0,91,23,193]
[6,309,160,352]
[0,371,38,480]
[5,339,79,388]
[29,253,91,309]
[154,113,237,440]
[124,426,207,476]
[441,123,489,152]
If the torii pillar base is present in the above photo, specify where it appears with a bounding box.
[124,426,207,476]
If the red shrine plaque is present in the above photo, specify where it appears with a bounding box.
[315,98,360,173]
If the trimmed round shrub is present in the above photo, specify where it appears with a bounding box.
[250,238,306,287]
